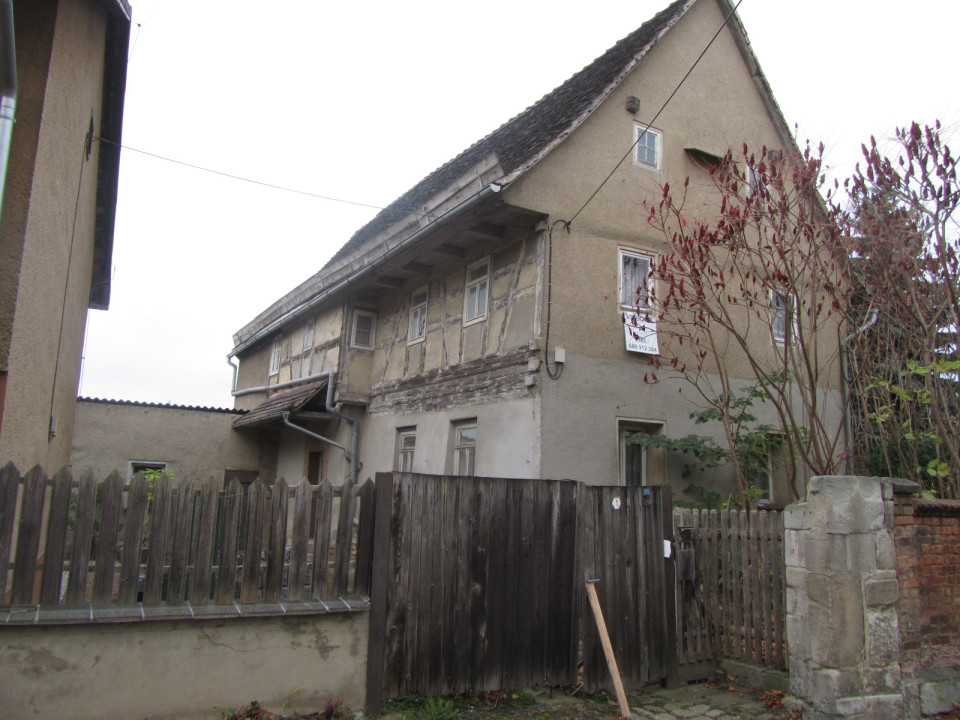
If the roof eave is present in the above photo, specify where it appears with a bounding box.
[230,178,504,356]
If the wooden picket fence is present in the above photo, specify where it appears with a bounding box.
[673,507,787,672]
[0,463,374,607]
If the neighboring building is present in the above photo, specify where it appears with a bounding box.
[0,0,130,470]
[71,398,268,484]
[228,0,838,504]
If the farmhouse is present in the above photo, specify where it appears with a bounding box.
[228,0,833,504]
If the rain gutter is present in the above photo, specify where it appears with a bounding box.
[228,182,502,358]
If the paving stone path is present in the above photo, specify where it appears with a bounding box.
[625,683,792,720]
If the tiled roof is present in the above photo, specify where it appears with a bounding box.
[324,0,689,269]
[232,0,691,350]
[78,397,243,414]
[231,380,329,429]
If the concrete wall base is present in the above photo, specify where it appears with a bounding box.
[0,612,368,720]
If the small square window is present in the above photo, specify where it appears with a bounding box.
[464,260,489,325]
[269,338,282,375]
[452,420,477,477]
[409,288,428,344]
[620,249,653,309]
[352,310,376,350]
[635,126,661,169]
[396,427,416,472]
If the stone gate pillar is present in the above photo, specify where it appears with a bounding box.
[784,475,915,720]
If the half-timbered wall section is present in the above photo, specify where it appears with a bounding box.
[363,231,542,412]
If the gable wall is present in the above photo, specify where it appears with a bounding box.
[503,0,837,498]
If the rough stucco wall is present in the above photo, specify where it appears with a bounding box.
[498,0,841,495]
[0,0,108,471]
[0,613,368,720]
[359,397,540,480]
[71,400,263,481]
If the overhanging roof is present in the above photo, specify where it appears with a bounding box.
[233,0,796,352]
[232,379,329,429]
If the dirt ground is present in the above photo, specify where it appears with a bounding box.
[220,682,798,720]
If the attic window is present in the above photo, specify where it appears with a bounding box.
[634,125,661,169]
[685,147,723,171]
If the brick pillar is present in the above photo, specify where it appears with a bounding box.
[784,475,916,719]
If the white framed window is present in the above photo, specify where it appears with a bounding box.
[771,291,796,344]
[303,321,315,351]
[396,427,416,472]
[269,337,282,375]
[352,309,376,350]
[463,259,489,325]
[128,461,167,484]
[747,165,769,209]
[634,125,661,169]
[620,249,653,309]
[452,420,477,477]
[408,288,428,344]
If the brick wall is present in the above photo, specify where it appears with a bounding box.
[893,494,960,713]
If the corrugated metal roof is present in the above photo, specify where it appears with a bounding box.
[78,397,243,414]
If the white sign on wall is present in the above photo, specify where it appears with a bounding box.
[623,311,659,355]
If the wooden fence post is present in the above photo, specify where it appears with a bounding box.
[365,472,393,718]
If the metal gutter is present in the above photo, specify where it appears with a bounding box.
[229,182,502,358]
[0,0,16,225]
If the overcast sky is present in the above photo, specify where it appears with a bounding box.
[78,0,960,409]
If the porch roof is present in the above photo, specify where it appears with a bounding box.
[232,379,329,429]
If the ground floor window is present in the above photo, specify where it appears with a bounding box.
[618,421,664,486]
[452,420,477,477]
[396,427,416,472]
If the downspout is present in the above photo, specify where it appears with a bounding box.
[0,0,17,223]
[840,308,879,474]
[233,367,360,484]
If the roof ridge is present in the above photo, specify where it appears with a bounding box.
[233,0,692,348]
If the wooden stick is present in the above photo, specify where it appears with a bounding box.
[585,580,632,719]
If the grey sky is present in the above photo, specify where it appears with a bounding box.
[78,0,960,408]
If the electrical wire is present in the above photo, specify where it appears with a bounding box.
[567,0,745,226]
[93,135,385,211]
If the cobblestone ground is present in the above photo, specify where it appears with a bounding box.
[623,684,794,720]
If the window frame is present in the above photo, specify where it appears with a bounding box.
[269,337,282,376]
[618,420,664,487]
[452,419,477,477]
[352,309,377,350]
[463,259,490,326]
[128,460,167,485]
[634,125,662,170]
[408,287,428,345]
[771,290,797,345]
[619,248,654,310]
[303,321,315,352]
[396,427,417,473]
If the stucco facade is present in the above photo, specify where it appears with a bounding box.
[0,0,129,471]
[228,0,841,504]
[71,398,269,482]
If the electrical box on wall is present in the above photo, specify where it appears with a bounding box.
[554,347,566,364]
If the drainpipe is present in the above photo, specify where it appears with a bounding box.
[840,308,879,474]
[0,0,17,224]
[232,365,360,484]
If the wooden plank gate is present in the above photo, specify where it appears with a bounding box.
[366,473,676,711]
